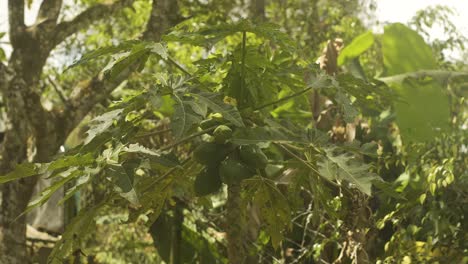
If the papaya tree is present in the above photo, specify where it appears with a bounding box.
[1,1,467,263]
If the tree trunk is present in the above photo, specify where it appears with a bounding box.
[0,181,38,264]
[226,182,246,264]
[0,0,181,262]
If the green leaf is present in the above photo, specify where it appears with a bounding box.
[191,92,245,127]
[84,109,124,145]
[67,40,142,69]
[146,42,168,60]
[244,176,291,248]
[48,203,104,264]
[106,164,139,206]
[335,91,359,123]
[318,147,380,195]
[389,78,450,142]
[100,42,151,80]
[381,23,450,142]
[47,153,95,171]
[58,174,92,205]
[171,94,203,140]
[338,31,374,66]
[0,48,6,62]
[382,23,437,76]
[165,20,294,51]
[123,143,160,156]
[0,163,42,184]
[24,168,82,217]
[128,177,172,223]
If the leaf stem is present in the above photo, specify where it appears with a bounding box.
[240,31,247,108]
[253,86,313,111]
[159,126,216,151]
[166,56,192,77]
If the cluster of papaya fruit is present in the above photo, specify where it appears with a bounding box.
[193,114,268,196]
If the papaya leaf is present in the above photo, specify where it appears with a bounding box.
[244,176,291,248]
[191,92,245,127]
[106,164,139,206]
[318,147,380,195]
[171,94,203,140]
[47,153,95,171]
[67,40,142,69]
[48,203,105,264]
[123,143,160,156]
[23,168,82,217]
[102,45,149,80]
[58,174,91,205]
[84,109,124,145]
[0,163,43,184]
[67,41,167,70]
[165,20,294,51]
[335,91,359,123]
[128,177,172,223]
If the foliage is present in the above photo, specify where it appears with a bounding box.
[0,1,467,263]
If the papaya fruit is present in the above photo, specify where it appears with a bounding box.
[200,113,225,130]
[194,166,222,196]
[200,118,221,130]
[193,142,228,165]
[219,157,255,185]
[213,125,232,143]
[239,145,268,169]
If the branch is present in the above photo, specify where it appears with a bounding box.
[36,0,63,25]
[52,0,133,47]
[47,76,70,108]
[142,0,181,41]
[8,0,25,47]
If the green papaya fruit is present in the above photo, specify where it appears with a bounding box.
[219,157,255,185]
[193,142,228,165]
[194,166,222,196]
[239,145,268,169]
[200,113,226,130]
[213,125,232,143]
[200,118,221,130]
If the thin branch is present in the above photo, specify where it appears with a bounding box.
[47,76,71,108]
[52,0,133,47]
[274,142,324,179]
[8,0,25,47]
[167,56,192,76]
[141,157,192,193]
[160,126,216,151]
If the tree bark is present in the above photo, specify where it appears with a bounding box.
[0,0,183,261]
[226,182,247,264]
